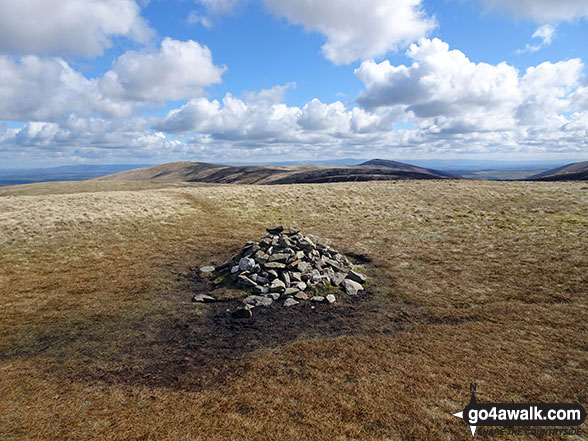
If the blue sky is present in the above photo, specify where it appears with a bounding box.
[0,0,587,167]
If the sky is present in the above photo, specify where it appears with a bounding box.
[0,0,587,167]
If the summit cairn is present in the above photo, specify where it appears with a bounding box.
[209,226,366,318]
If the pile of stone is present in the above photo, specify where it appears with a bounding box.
[194,226,367,318]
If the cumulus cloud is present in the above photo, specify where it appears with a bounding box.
[99,38,226,102]
[517,25,556,54]
[0,0,152,57]
[0,39,225,123]
[480,0,588,22]
[263,0,435,64]
[355,38,585,135]
[0,55,131,121]
[153,85,391,143]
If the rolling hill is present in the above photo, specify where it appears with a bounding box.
[93,159,454,184]
[528,161,588,181]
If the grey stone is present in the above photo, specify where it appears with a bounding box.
[348,270,367,284]
[296,281,307,291]
[298,236,316,250]
[343,279,364,296]
[280,271,290,287]
[295,250,305,260]
[243,295,273,307]
[253,250,269,264]
[297,261,309,272]
[266,292,280,300]
[238,257,255,271]
[268,253,290,263]
[237,274,257,287]
[270,278,286,292]
[290,272,302,282]
[192,294,216,303]
[279,236,293,248]
[330,272,346,286]
[310,296,325,302]
[285,287,299,296]
[326,294,336,304]
[283,298,299,307]
[230,265,240,274]
[264,262,286,270]
[232,305,253,319]
[199,266,215,273]
[294,292,308,301]
[324,258,343,271]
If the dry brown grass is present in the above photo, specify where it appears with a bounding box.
[1,180,587,440]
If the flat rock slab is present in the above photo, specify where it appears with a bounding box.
[192,294,216,303]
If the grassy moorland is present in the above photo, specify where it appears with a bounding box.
[0,180,587,440]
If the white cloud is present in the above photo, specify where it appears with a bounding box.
[198,0,244,16]
[0,39,225,123]
[154,87,391,142]
[99,38,226,102]
[0,0,152,58]
[480,0,588,22]
[0,55,130,121]
[517,24,556,54]
[355,39,521,131]
[354,38,588,151]
[187,11,214,28]
[243,83,296,105]
[263,0,435,64]
[188,0,244,27]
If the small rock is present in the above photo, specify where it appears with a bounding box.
[348,270,367,284]
[285,287,299,296]
[239,257,255,271]
[283,298,299,307]
[297,261,309,272]
[294,292,308,300]
[232,305,253,319]
[266,292,280,300]
[268,253,290,263]
[264,262,286,270]
[296,281,307,291]
[270,278,286,293]
[266,269,279,279]
[253,250,269,264]
[310,296,325,302]
[199,266,215,273]
[237,274,257,287]
[330,272,346,286]
[280,271,290,287]
[231,265,240,274]
[266,226,284,234]
[290,272,302,282]
[325,294,336,304]
[243,295,273,307]
[343,279,364,296]
[298,236,316,250]
[192,294,216,303]
[253,285,269,295]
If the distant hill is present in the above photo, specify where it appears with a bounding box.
[528,161,588,181]
[94,159,453,185]
[0,164,151,187]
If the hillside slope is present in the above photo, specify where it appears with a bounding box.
[94,159,452,184]
[528,161,588,181]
